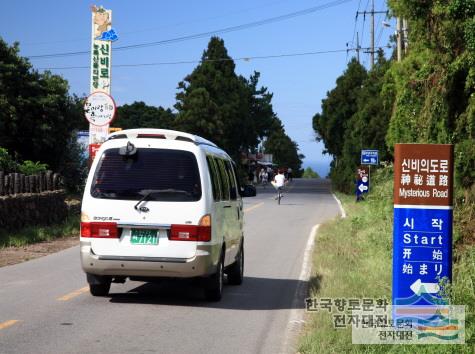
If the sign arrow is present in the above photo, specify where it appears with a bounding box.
[358,184,368,193]
[410,279,440,295]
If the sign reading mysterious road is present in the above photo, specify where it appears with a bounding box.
[392,144,453,306]
[361,150,379,165]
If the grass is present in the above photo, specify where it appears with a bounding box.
[298,167,475,354]
[0,215,80,248]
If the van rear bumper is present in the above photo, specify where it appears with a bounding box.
[80,241,218,278]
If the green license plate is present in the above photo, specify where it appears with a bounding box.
[131,229,158,245]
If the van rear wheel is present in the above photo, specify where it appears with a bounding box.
[87,273,111,296]
[204,253,224,301]
[89,282,111,296]
[227,243,244,285]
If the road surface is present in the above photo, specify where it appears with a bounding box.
[0,178,340,354]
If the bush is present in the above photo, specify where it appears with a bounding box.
[18,160,48,175]
[0,147,18,172]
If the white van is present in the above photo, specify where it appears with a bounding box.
[80,129,248,301]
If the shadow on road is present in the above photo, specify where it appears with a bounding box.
[108,276,309,310]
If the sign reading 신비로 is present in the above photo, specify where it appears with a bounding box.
[84,92,116,126]
[392,144,454,308]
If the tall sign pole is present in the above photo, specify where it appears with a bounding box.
[88,5,118,147]
[392,144,454,307]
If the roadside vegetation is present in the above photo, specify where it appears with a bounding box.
[0,215,79,248]
[299,167,475,353]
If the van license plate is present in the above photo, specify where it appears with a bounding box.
[131,229,158,245]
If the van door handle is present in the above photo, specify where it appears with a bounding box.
[223,205,232,208]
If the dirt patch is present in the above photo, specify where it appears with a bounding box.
[0,236,79,268]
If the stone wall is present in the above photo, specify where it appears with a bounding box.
[0,189,69,231]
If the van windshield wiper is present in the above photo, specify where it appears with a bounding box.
[134,189,191,210]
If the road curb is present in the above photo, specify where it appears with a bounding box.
[282,224,320,354]
[332,193,347,218]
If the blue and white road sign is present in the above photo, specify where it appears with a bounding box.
[392,144,454,307]
[393,207,452,305]
[361,150,379,165]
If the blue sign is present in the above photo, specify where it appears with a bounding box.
[355,167,369,200]
[361,150,379,165]
[393,207,452,306]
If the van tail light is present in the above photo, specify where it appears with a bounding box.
[169,215,211,242]
[81,222,118,238]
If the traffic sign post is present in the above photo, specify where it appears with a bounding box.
[392,144,453,307]
[355,166,369,201]
[361,149,379,165]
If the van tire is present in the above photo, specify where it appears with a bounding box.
[89,282,111,296]
[87,274,111,296]
[204,252,224,301]
[227,242,244,285]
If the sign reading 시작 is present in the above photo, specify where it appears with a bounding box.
[392,144,454,307]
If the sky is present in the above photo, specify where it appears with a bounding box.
[0,0,395,177]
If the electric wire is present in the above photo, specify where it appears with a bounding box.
[36,46,390,70]
[26,0,352,60]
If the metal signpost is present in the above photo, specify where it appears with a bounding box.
[392,144,453,306]
[356,166,369,201]
[361,149,379,165]
[358,150,378,198]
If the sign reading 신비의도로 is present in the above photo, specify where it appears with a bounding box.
[392,144,453,307]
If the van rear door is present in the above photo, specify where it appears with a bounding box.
[85,147,203,259]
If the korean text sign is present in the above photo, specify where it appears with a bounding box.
[392,144,453,306]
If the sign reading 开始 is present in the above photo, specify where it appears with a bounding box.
[392,144,453,306]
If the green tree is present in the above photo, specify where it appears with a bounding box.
[115,101,175,130]
[0,39,84,176]
[302,167,319,179]
[312,59,367,158]
[0,38,87,191]
[264,120,303,175]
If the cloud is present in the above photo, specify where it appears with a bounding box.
[96,28,119,42]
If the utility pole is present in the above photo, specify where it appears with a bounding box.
[357,5,387,69]
[370,0,374,69]
[356,32,360,63]
[396,17,402,61]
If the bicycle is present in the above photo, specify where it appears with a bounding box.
[275,186,283,205]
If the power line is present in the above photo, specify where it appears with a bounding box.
[26,0,352,60]
[20,0,291,47]
[36,46,390,70]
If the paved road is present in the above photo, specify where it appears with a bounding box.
[0,178,340,354]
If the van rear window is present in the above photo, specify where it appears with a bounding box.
[90,148,202,202]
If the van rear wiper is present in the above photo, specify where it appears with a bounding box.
[134,190,156,210]
[134,189,191,210]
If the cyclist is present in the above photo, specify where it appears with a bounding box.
[273,169,287,200]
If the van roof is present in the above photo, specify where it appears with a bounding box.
[107,128,218,148]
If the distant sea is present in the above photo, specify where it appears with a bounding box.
[303,159,332,179]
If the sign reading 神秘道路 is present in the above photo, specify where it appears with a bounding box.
[393,144,453,307]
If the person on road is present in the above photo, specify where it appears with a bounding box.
[272,169,287,199]
[287,167,293,182]
[259,169,268,187]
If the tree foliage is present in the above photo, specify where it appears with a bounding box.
[115,101,175,130]
[0,38,86,191]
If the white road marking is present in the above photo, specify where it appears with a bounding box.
[282,224,320,353]
[332,193,347,218]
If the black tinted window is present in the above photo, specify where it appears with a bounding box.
[206,155,222,201]
[225,161,238,200]
[91,148,201,202]
[216,159,230,201]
